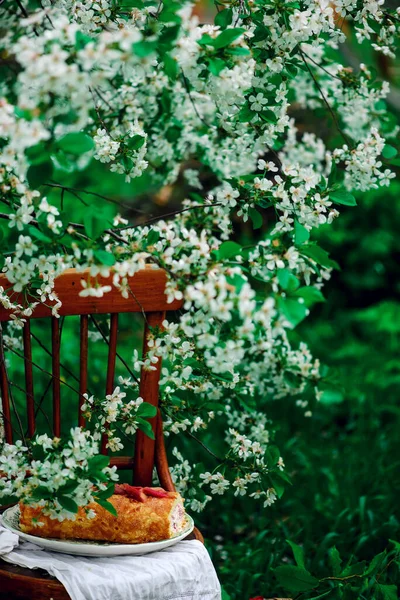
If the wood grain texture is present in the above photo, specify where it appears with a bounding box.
[101,313,118,454]
[78,315,88,428]
[133,311,165,486]
[155,411,176,492]
[109,456,135,470]
[0,267,182,322]
[0,563,70,600]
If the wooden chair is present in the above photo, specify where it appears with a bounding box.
[0,266,203,600]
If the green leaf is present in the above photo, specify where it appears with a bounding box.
[259,109,276,124]
[218,241,242,260]
[226,273,246,292]
[329,546,342,576]
[285,63,298,78]
[197,33,215,47]
[265,445,280,467]
[57,132,94,155]
[94,249,116,266]
[28,225,53,243]
[25,142,49,165]
[51,153,76,173]
[272,468,292,485]
[208,57,226,76]
[95,483,115,500]
[328,162,337,186]
[377,584,398,600]
[136,402,157,418]
[274,565,318,593]
[225,47,251,56]
[329,189,357,206]
[96,498,118,517]
[279,297,308,327]
[87,454,110,472]
[287,540,306,569]
[158,23,180,46]
[27,160,53,189]
[248,207,263,229]
[340,560,366,577]
[214,8,233,29]
[137,417,155,440]
[132,40,157,57]
[293,286,325,306]
[213,27,245,49]
[57,495,79,514]
[382,144,397,159]
[57,480,80,496]
[301,244,340,270]
[163,53,178,80]
[238,105,254,123]
[30,485,53,501]
[75,30,93,49]
[84,210,108,239]
[294,221,310,245]
[268,475,285,498]
[365,550,386,576]
[277,269,300,293]
[147,229,160,246]
[126,135,145,151]
[319,388,344,405]
[122,155,134,171]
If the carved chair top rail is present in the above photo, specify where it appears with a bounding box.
[0,266,182,321]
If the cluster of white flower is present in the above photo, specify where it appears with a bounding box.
[0,0,398,514]
[0,428,118,520]
[333,128,396,191]
[81,386,155,452]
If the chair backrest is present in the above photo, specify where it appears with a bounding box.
[0,267,183,490]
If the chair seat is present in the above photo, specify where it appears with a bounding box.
[0,529,204,600]
[0,561,69,600]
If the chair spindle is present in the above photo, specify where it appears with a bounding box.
[101,313,118,453]
[23,322,35,438]
[78,315,88,427]
[133,311,165,486]
[51,318,61,437]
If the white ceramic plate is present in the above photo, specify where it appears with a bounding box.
[2,505,194,557]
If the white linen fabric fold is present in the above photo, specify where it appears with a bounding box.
[0,522,221,600]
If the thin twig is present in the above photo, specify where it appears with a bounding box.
[299,49,352,148]
[3,342,82,396]
[30,330,91,395]
[185,430,224,462]
[181,70,214,129]
[115,202,222,232]
[89,315,140,384]
[44,182,146,214]
[8,378,53,434]
[300,47,342,81]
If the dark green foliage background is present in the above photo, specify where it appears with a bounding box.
[202,181,400,600]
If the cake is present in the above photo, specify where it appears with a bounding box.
[19,485,188,544]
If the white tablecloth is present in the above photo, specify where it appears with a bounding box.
[0,522,221,600]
